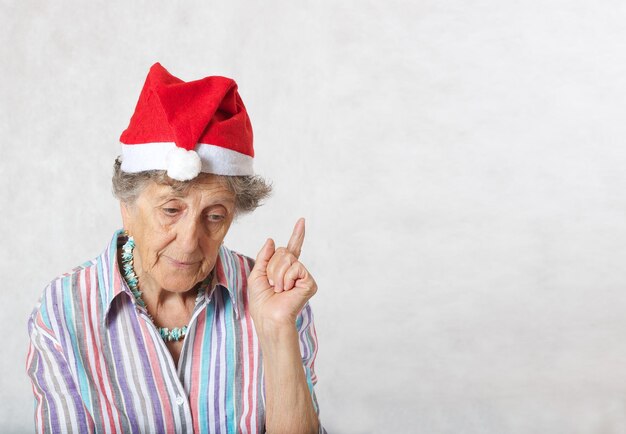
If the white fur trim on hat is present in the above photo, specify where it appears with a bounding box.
[120,142,255,177]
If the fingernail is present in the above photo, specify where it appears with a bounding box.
[269,279,274,286]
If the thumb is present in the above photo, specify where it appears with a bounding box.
[253,238,275,274]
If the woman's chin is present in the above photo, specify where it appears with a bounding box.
[156,271,206,293]
[156,260,204,284]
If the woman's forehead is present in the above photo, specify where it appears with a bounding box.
[146,177,235,203]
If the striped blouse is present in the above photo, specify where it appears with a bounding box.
[26,230,323,433]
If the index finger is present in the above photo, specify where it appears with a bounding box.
[286,217,305,258]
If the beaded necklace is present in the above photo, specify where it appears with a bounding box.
[120,236,207,342]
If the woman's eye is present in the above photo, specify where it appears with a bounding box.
[207,214,225,222]
[163,208,180,216]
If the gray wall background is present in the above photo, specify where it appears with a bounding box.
[2,1,626,432]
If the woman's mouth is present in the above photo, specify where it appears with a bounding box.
[164,256,201,269]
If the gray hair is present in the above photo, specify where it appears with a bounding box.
[111,157,272,215]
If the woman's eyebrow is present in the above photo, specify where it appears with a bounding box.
[155,192,185,202]
[154,192,236,205]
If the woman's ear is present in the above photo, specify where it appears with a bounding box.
[120,201,132,233]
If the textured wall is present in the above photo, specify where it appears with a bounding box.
[3,1,626,432]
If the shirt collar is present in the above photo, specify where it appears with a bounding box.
[102,230,241,321]
[211,244,241,319]
[101,230,133,320]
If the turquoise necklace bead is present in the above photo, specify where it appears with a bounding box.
[120,235,206,342]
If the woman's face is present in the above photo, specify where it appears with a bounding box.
[121,174,236,293]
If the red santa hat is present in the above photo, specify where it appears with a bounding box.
[119,62,254,181]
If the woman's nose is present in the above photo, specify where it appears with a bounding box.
[177,218,202,253]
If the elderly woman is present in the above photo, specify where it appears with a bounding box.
[27,63,324,433]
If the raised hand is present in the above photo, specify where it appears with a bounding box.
[248,218,318,327]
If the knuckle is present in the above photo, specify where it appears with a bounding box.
[266,256,282,273]
[279,261,291,274]
[280,256,295,271]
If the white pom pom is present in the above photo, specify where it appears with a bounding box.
[166,147,202,181]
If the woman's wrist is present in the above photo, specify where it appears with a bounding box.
[253,316,298,345]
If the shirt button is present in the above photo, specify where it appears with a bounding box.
[176,395,185,406]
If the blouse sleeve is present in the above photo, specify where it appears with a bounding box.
[296,303,328,434]
[26,301,95,433]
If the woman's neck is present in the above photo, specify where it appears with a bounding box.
[126,244,201,329]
